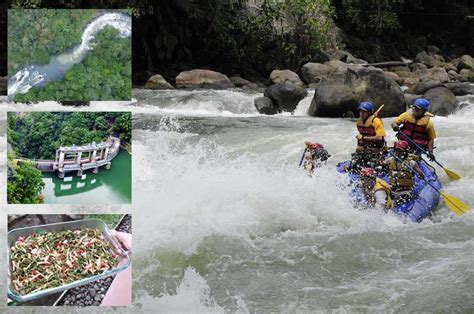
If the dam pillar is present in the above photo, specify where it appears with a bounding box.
[58,170,65,179]
[58,151,65,168]
[105,162,111,170]
[76,169,83,177]
[75,152,82,165]
[105,147,110,159]
[91,149,97,163]
[92,166,99,174]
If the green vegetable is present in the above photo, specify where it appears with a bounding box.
[10,228,118,295]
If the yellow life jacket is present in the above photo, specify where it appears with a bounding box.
[356,115,385,149]
[389,158,415,190]
[399,111,434,147]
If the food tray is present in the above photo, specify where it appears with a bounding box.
[7,219,131,303]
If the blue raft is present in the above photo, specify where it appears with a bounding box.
[337,159,441,222]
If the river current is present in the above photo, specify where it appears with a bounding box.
[0,87,473,311]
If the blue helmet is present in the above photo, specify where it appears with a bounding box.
[413,98,430,111]
[357,102,374,112]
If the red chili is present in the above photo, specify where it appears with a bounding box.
[32,270,38,275]
[55,241,61,248]
[85,242,93,247]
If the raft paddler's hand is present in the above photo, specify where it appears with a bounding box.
[304,141,312,147]
[356,135,363,140]
[427,152,435,162]
[392,126,400,132]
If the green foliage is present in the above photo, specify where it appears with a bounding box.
[8,112,131,160]
[338,0,402,37]
[111,112,132,143]
[209,0,335,71]
[8,9,97,75]
[9,9,131,101]
[7,158,45,204]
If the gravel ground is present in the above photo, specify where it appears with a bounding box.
[58,214,132,306]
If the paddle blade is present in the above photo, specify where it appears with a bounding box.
[444,167,461,180]
[441,192,471,215]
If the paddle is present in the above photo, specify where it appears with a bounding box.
[374,104,384,116]
[396,131,461,180]
[299,148,307,167]
[388,151,471,215]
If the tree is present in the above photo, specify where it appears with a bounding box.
[7,160,45,204]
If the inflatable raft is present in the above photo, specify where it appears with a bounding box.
[337,159,441,222]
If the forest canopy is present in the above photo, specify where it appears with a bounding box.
[8,9,131,101]
[4,0,473,82]
[8,112,131,160]
[7,152,45,204]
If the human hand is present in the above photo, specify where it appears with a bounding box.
[392,126,400,132]
[427,152,435,162]
[111,230,132,251]
[356,134,363,140]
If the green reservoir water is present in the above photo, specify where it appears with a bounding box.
[41,150,131,204]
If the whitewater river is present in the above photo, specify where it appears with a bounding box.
[0,87,473,312]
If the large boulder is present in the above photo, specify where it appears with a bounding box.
[254,97,278,115]
[264,83,308,113]
[176,69,234,89]
[394,71,420,86]
[457,55,474,71]
[409,63,428,71]
[444,82,474,96]
[145,74,174,89]
[403,94,420,107]
[459,69,474,82]
[384,71,403,85]
[308,69,405,117]
[443,63,457,72]
[230,76,259,89]
[423,87,458,116]
[352,70,406,116]
[300,63,333,84]
[413,80,444,94]
[324,60,349,73]
[269,69,305,88]
[308,72,357,117]
[448,70,462,82]
[415,51,444,68]
[415,67,449,83]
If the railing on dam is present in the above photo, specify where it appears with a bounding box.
[15,137,121,177]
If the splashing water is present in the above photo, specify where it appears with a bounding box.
[1,89,473,311]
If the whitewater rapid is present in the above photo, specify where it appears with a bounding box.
[1,88,473,312]
[131,89,473,312]
[7,12,131,98]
